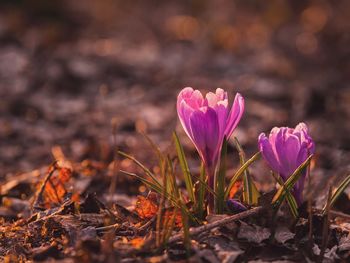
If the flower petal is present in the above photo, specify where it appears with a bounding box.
[224,93,244,138]
[295,123,315,154]
[189,107,220,166]
[177,100,195,140]
[258,133,281,173]
[177,87,204,110]
[275,130,300,177]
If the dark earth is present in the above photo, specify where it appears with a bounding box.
[0,0,350,262]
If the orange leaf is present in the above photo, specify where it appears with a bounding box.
[163,210,183,228]
[42,167,73,208]
[129,237,145,249]
[134,195,158,219]
[229,180,243,199]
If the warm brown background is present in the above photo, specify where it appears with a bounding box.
[0,0,349,193]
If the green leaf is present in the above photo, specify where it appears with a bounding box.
[179,194,191,251]
[322,174,350,215]
[162,207,179,245]
[192,172,218,198]
[196,163,206,219]
[121,168,197,223]
[271,172,298,218]
[216,137,227,214]
[166,156,199,224]
[224,151,261,200]
[173,132,195,202]
[118,151,161,188]
[140,132,163,162]
[285,193,299,218]
[234,138,260,205]
[120,170,164,196]
[272,155,313,206]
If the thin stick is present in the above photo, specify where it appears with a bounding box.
[329,210,350,220]
[96,223,120,232]
[168,206,263,244]
[32,161,58,211]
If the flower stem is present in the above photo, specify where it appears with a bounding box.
[206,165,215,214]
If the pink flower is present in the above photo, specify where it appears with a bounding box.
[177,87,245,169]
[258,123,315,205]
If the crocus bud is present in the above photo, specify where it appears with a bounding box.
[177,87,244,170]
[177,87,244,213]
[258,123,315,205]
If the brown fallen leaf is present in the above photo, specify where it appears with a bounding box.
[229,181,243,199]
[163,209,183,228]
[129,237,145,249]
[42,167,73,208]
[134,195,158,220]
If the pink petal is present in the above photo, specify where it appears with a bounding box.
[275,130,300,177]
[189,107,220,167]
[177,87,204,111]
[224,93,244,138]
[204,88,227,107]
[177,100,195,140]
[258,133,281,173]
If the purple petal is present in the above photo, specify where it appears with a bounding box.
[177,87,204,111]
[224,93,244,138]
[189,107,220,167]
[275,130,301,177]
[177,87,206,140]
[177,101,195,140]
[258,133,281,173]
[227,199,248,213]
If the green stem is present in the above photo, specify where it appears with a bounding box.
[207,165,215,214]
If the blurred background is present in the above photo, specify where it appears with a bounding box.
[0,0,349,195]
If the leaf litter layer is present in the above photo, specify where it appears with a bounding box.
[0,145,350,263]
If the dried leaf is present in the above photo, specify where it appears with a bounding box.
[237,221,271,244]
[130,237,145,249]
[229,181,242,199]
[41,167,73,208]
[164,209,183,228]
[134,195,158,219]
[274,226,295,244]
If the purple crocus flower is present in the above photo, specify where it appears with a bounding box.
[177,87,244,169]
[177,87,244,212]
[258,123,315,205]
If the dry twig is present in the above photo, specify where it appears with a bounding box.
[168,206,263,244]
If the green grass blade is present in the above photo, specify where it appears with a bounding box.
[234,138,260,205]
[120,170,163,194]
[272,154,313,206]
[322,174,350,215]
[140,132,162,161]
[271,172,298,218]
[286,193,299,218]
[196,163,206,219]
[192,172,218,197]
[224,151,261,200]
[118,151,162,188]
[179,194,191,251]
[166,156,199,224]
[173,132,195,202]
[216,137,227,214]
[163,207,178,245]
[120,169,175,207]
[121,169,196,223]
